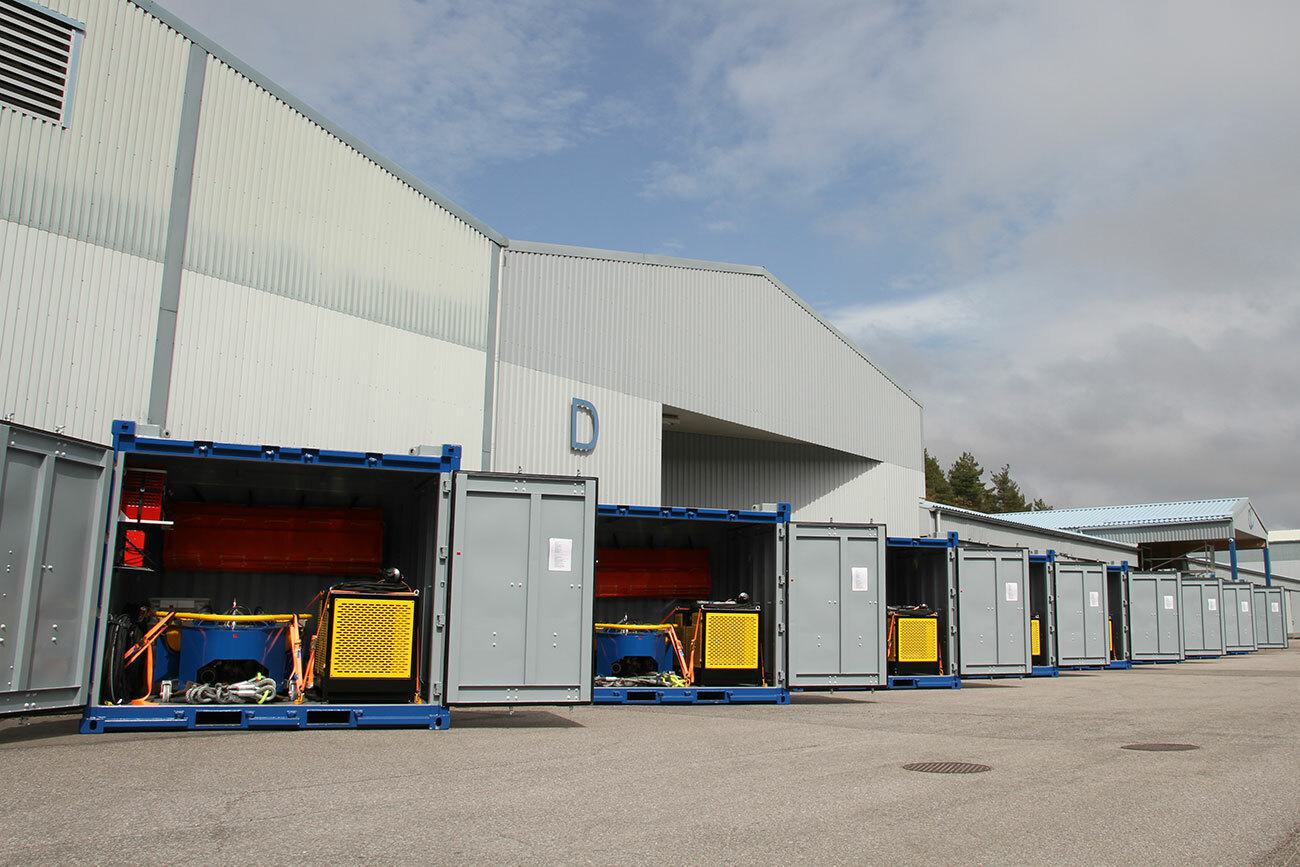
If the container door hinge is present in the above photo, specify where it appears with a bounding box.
[777,622,785,635]
[441,477,452,494]
[438,545,449,562]
[777,526,786,540]
[435,613,445,630]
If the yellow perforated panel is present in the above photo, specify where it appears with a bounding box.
[1031,618,1041,656]
[703,612,759,670]
[328,597,415,679]
[897,617,938,663]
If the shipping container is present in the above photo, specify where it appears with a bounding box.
[1252,586,1289,649]
[1027,554,1058,676]
[0,420,596,732]
[1126,571,1184,663]
[1105,564,1133,668]
[591,503,790,704]
[1180,575,1225,658]
[885,534,1031,687]
[1220,581,1258,653]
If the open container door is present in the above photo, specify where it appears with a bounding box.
[957,547,1031,676]
[444,472,596,704]
[0,423,111,717]
[1054,560,1109,668]
[787,522,886,688]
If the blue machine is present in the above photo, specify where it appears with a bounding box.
[176,621,289,688]
[594,628,677,677]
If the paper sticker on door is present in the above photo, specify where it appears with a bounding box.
[851,566,869,592]
[1273,602,1281,613]
[1241,600,1250,613]
[548,537,573,572]
[1163,595,1174,610]
[1005,582,1019,603]
[1207,598,1217,612]
[1089,591,1099,608]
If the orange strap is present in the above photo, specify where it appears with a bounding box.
[287,615,306,702]
[665,626,690,682]
[123,611,176,668]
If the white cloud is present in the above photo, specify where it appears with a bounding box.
[651,0,1300,522]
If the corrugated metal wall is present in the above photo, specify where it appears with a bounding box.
[1087,521,1234,546]
[492,362,661,503]
[0,0,188,261]
[661,431,921,534]
[166,273,486,459]
[497,248,923,470]
[0,221,160,437]
[184,58,493,351]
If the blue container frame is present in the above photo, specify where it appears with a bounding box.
[82,421,462,734]
[597,502,791,524]
[886,675,960,690]
[592,686,790,705]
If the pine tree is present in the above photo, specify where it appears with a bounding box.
[989,464,1027,513]
[924,449,952,503]
[1028,497,1053,511]
[946,452,990,512]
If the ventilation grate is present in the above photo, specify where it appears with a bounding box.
[0,0,82,124]
[903,762,991,774]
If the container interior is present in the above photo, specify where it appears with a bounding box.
[885,546,952,675]
[98,452,444,706]
[593,516,779,688]
[1028,561,1051,666]
[1106,570,1126,660]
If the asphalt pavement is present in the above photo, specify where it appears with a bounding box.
[2,647,1298,865]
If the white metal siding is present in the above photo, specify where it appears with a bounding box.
[0,220,159,440]
[166,272,486,459]
[492,362,661,504]
[0,0,188,260]
[498,249,923,469]
[184,58,494,349]
[661,431,922,533]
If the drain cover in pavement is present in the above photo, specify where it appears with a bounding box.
[1121,743,1199,752]
[902,761,991,774]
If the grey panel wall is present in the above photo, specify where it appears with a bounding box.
[497,246,923,471]
[662,431,921,533]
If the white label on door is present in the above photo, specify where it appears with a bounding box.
[1207,598,1217,612]
[1273,601,1281,613]
[1089,591,1100,608]
[1242,600,1250,613]
[851,566,869,592]
[547,537,573,572]
[1005,582,1019,603]
[1163,595,1174,610]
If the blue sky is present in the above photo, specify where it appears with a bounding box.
[158,0,1300,526]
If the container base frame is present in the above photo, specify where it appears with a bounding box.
[1058,664,1107,671]
[1130,659,1182,665]
[592,686,789,705]
[81,702,451,733]
[1029,665,1060,677]
[1106,660,1133,669]
[1186,653,1222,660]
[1225,650,1252,655]
[887,675,960,690]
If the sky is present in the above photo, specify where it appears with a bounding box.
[157,0,1300,527]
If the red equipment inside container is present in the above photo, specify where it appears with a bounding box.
[121,469,166,521]
[164,503,384,575]
[595,548,711,598]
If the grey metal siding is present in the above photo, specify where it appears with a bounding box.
[490,362,661,504]
[497,247,923,470]
[923,507,1137,565]
[184,57,494,350]
[0,0,189,261]
[661,431,921,533]
[1085,521,1235,545]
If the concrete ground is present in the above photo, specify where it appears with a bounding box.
[2,648,1298,866]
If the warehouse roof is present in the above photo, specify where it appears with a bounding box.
[1000,497,1268,549]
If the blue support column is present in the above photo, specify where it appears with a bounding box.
[1229,539,1239,583]
[1263,545,1272,587]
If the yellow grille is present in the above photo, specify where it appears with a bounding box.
[328,597,415,679]
[1031,618,1041,656]
[702,611,759,670]
[897,617,938,663]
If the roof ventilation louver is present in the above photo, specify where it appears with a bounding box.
[0,0,82,125]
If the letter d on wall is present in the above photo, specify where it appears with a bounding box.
[570,398,598,452]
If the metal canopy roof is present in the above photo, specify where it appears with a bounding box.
[920,501,1138,550]
[1001,498,1268,549]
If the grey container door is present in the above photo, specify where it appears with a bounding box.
[1054,562,1108,666]
[957,548,1031,676]
[1202,583,1224,653]
[443,472,596,704]
[0,424,112,716]
[787,522,886,688]
[1257,588,1287,648]
[1222,585,1241,648]
[1181,581,1205,653]
[1158,575,1184,658]
[1252,589,1269,647]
